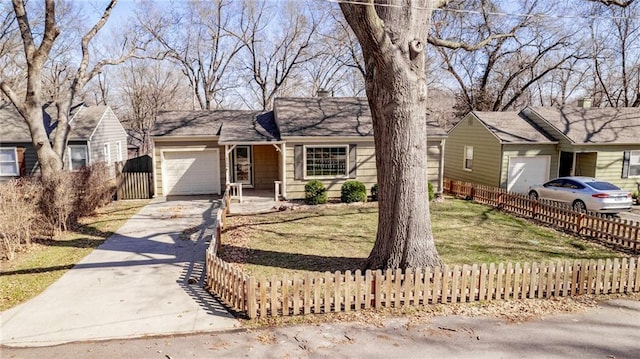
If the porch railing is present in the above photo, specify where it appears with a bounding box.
[228,182,243,203]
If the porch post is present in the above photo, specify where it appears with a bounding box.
[438,138,446,195]
[225,145,237,185]
[281,142,287,199]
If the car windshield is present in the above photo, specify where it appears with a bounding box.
[585,181,620,191]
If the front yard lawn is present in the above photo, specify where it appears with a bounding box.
[221,198,625,278]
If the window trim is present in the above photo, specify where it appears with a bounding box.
[303,144,349,179]
[104,143,111,164]
[463,145,474,171]
[0,147,19,176]
[628,150,640,178]
[115,141,123,162]
[68,145,88,171]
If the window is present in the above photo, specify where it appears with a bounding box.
[116,141,123,162]
[629,151,640,177]
[68,145,88,171]
[0,147,19,176]
[104,143,111,164]
[464,146,473,171]
[305,146,348,178]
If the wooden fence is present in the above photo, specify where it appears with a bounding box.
[203,180,640,319]
[116,172,152,200]
[443,178,640,253]
[206,253,640,318]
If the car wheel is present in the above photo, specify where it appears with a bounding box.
[572,200,586,212]
[528,191,539,200]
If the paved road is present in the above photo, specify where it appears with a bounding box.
[2,298,639,358]
[0,197,239,347]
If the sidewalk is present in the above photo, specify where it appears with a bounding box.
[0,196,239,347]
[3,298,639,358]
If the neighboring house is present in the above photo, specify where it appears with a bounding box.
[151,97,448,200]
[445,101,640,193]
[521,105,640,192]
[0,103,127,182]
[444,111,558,193]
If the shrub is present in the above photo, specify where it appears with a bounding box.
[39,170,76,233]
[74,162,114,217]
[428,182,435,201]
[371,183,378,201]
[0,179,40,260]
[305,180,327,205]
[341,180,367,203]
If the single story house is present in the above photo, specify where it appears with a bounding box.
[445,101,640,193]
[151,97,448,200]
[0,103,127,181]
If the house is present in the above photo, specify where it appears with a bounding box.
[521,104,640,192]
[445,101,640,193]
[444,111,558,193]
[0,103,128,181]
[150,97,447,200]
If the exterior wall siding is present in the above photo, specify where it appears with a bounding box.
[253,145,280,190]
[0,143,38,183]
[593,145,640,192]
[153,139,225,197]
[500,144,559,188]
[284,140,378,200]
[444,115,502,187]
[88,108,127,178]
[284,138,444,200]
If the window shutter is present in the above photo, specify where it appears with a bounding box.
[294,145,303,180]
[349,144,357,178]
[17,147,25,176]
[622,151,631,178]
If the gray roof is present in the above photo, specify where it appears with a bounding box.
[275,97,373,137]
[274,97,447,138]
[67,105,108,140]
[0,102,31,142]
[152,110,259,137]
[526,106,640,144]
[218,111,279,143]
[472,111,556,143]
[1,103,109,143]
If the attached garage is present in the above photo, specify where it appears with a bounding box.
[162,149,220,195]
[507,156,550,193]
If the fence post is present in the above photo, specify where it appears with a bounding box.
[576,213,584,235]
[470,186,475,200]
[247,276,256,319]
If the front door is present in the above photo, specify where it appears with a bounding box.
[233,145,253,187]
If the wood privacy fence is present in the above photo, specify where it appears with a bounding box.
[115,158,153,200]
[443,178,640,253]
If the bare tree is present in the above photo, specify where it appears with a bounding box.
[118,59,186,155]
[138,0,245,110]
[0,0,146,178]
[433,0,582,117]
[238,0,322,110]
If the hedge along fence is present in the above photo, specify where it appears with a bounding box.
[443,178,640,253]
[205,186,640,318]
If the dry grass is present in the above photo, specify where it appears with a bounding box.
[221,198,624,279]
[0,199,149,311]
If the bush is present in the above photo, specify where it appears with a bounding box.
[341,180,367,203]
[39,170,76,233]
[0,179,40,260]
[74,162,114,217]
[371,183,378,201]
[305,180,327,205]
[428,182,435,201]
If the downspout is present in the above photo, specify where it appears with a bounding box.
[281,142,287,199]
[438,138,445,195]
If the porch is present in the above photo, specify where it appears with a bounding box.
[227,184,283,215]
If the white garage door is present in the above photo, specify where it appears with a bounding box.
[507,156,550,193]
[163,149,220,195]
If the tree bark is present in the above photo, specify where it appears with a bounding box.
[340,0,442,270]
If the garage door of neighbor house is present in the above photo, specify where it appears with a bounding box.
[162,149,220,195]
[507,156,550,193]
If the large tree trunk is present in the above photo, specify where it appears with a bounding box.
[341,0,442,269]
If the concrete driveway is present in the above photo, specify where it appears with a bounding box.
[0,196,239,347]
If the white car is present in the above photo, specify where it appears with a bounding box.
[528,177,632,214]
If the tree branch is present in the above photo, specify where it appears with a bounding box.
[427,33,514,51]
[588,0,635,6]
